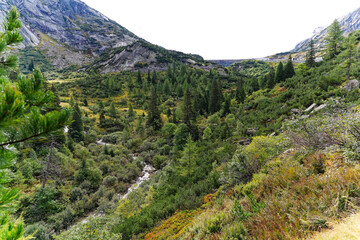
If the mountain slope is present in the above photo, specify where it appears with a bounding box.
[0,0,213,72]
[293,6,360,52]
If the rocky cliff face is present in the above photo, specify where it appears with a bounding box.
[293,7,360,52]
[4,0,138,52]
[0,0,212,72]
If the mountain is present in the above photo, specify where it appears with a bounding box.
[293,6,360,52]
[0,0,213,72]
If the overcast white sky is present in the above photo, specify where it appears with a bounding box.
[82,0,360,60]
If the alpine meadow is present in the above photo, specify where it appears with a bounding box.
[2,1,360,240]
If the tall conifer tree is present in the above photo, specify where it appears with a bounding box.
[209,79,221,113]
[69,103,84,141]
[284,55,295,79]
[325,19,343,59]
[275,62,285,83]
[305,39,316,68]
[147,87,162,130]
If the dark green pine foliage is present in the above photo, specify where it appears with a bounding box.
[183,88,194,127]
[151,71,157,85]
[28,59,34,72]
[50,85,61,110]
[325,19,343,59]
[136,70,142,86]
[147,71,151,83]
[284,55,295,79]
[99,111,105,127]
[209,79,222,113]
[109,102,117,118]
[171,108,177,123]
[147,87,162,130]
[222,94,231,117]
[69,103,84,142]
[305,39,316,68]
[83,98,88,107]
[0,7,71,239]
[236,79,246,103]
[275,62,285,83]
[250,78,259,92]
[266,67,276,89]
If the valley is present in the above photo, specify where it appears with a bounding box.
[1,1,360,240]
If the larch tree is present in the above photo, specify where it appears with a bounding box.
[325,19,343,59]
[345,34,356,80]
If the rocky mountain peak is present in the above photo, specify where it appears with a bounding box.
[293,6,360,52]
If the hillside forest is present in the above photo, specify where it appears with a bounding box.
[1,6,360,240]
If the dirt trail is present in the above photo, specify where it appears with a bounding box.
[309,213,360,240]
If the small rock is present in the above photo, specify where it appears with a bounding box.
[291,108,302,114]
[247,128,258,136]
[346,79,359,92]
[236,138,251,145]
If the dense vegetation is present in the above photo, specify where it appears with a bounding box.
[3,7,360,240]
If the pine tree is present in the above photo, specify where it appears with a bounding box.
[147,70,151,83]
[284,55,295,79]
[275,62,285,83]
[0,7,71,239]
[147,87,162,130]
[325,19,343,59]
[99,111,105,127]
[236,79,246,103]
[305,39,316,68]
[69,103,84,141]
[136,70,142,86]
[172,108,177,123]
[28,59,34,72]
[266,67,275,89]
[209,79,222,113]
[128,103,135,118]
[250,78,259,92]
[109,102,117,118]
[178,136,198,177]
[151,71,157,85]
[183,88,194,127]
[345,34,356,80]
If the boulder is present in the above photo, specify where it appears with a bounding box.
[312,104,327,113]
[247,128,259,136]
[236,138,251,145]
[305,103,317,112]
[290,108,302,114]
[346,79,359,92]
